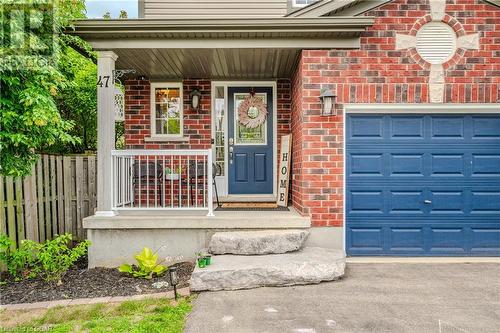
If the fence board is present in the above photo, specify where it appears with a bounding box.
[15,178,25,241]
[50,156,57,236]
[0,177,5,235]
[5,177,16,246]
[75,157,83,240]
[23,165,39,241]
[56,156,64,235]
[88,156,96,216]
[43,155,51,239]
[63,156,73,235]
[1,154,96,247]
[36,159,45,242]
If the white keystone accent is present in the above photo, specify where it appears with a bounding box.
[395,33,416,50]
[429,83,445,103]
[430,0,446,21]
[429,64,445,84]
[457,33,480,50]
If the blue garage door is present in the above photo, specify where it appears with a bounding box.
[346,114,500,256]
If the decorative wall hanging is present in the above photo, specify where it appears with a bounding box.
[237,94,268,129]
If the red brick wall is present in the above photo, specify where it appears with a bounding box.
[292,0,500,226]
[125,79,291,149]
[125,79,212,150]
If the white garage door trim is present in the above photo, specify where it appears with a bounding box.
[342,103,500,255]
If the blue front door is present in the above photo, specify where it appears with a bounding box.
[346,114,500,256]
[228,87,273,195]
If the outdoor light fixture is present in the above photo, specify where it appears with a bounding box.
[190,88,202,110]
[319,88,337,116]
[169,266,179,300]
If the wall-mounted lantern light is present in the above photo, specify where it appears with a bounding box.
[319,88,337,116]
[190,88,202,110]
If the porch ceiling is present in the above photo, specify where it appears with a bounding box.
[114,48,301,79]
[69,17,374,79]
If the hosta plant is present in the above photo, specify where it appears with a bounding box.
[119,247,167,279]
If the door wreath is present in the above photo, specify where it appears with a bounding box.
[237,95,268,129]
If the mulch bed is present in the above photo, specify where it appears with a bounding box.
[0,257,194,305]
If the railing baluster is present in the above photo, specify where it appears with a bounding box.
[162,155,165,208]
[207,149,214,216]
[170,156,174,208]
[203,157,206,208]
[154,156,157,208]
[187,156,190,208]
[195,156,198,208]
[146,156,150,208]
[121,155,125,208]
[138,155,141,208]
[178,155,181,208]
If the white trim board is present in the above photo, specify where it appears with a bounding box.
[344,103,500,113]
[211,81,278,198]
[342,103,500,256]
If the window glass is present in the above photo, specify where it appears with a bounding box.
[293,0,317,7]
[154,86,181,135]
[214,86,225,176]
[234,93,267,145]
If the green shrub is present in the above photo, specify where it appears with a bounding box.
[0,233,90,284]
[0,235,39,281]
[118,247,167,279]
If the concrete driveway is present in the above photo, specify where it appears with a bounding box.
[185,263,500,333]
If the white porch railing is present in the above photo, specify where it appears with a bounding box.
[111,149,214,216]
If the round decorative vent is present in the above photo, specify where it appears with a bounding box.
[416,22,457,64]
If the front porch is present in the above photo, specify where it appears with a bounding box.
[84,209,310,267]
[71,17,372,267]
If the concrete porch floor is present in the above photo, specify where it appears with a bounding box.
[83,207,322,268]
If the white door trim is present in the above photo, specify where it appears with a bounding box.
[342,103,500,255]
[211,81,278,199]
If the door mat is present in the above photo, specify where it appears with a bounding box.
[216,202,289,211]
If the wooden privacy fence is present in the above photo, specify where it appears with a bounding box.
[0,154,97,247]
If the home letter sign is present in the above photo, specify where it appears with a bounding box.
[277,134,292,207]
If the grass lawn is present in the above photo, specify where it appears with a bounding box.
[0,296,194,333]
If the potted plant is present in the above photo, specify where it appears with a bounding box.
[196,253,206,268]
[164,166,182,181]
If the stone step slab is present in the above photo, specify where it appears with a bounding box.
[208,229,309,255]
[190,247,345,291]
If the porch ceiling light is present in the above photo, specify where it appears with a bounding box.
[190,88,202,110]
[319,88,337,116]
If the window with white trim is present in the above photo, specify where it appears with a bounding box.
[151,82,183,136]
[292,0,317,7]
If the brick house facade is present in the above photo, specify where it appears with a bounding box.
[77,0,499,265]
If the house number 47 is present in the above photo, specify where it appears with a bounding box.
[97,75,111,88]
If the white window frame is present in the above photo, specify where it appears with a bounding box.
[292,0,315,7]
[150,82,184,138]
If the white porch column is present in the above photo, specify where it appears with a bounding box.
[95,51,118,216]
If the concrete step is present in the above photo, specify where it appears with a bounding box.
[208,229,309,255]
[190,247,345,291]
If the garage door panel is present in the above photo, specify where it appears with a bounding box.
[390,116,425,139]
[389,228,425,252]
[347,114,500,256]
[472,116,500,139]
[471,154,500,175]
[471,228,500,251]
[431,116,465,139]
